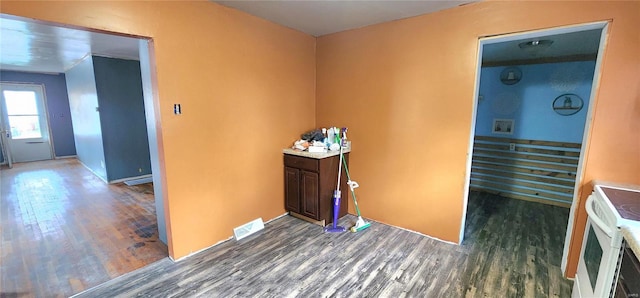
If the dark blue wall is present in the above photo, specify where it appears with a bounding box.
[93,56,151,181]
[0,71,76,161]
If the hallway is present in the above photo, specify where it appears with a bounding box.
[0,159,167,297]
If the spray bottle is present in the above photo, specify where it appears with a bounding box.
[341,127,348,148]
[327,127,335,145]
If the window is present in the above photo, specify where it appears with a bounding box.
[3,90,43,139]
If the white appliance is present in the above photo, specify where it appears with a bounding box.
[573,184,640,298]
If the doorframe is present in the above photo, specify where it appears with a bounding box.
[459,21,610,275]
[138,38,171,249]
[0,15,171,256]
[0,82,55,163]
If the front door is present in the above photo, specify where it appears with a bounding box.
[0,83,53,163]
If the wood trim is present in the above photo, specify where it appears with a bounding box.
[289,211,325,227]
[474,143,581,157]
[473,155,577,173]
[481,54,597,68]
[475,135,582,149]
[470,179,572,202]
[471,137,581,207]
[470,187,572,208]
[472,161,575,179]
[473,149,579,165]
[471,167,575,187]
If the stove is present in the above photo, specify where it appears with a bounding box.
[600,186,640,221]
[573,184,640,298]
[595,185,640,229]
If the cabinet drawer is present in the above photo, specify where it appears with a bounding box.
[284,155,318,172]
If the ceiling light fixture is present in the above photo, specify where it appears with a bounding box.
[518,39,553,56]
[518,39,554,49]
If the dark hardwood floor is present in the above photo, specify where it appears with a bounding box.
[76,191,573,297]
[0,159,167,297]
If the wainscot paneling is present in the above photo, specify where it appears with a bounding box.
[470,136,581,207]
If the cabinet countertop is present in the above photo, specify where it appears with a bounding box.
[622,226,640,258]
[283,148,351,159]
[591,180,640,192]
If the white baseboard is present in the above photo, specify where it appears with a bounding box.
[111,174,152,184]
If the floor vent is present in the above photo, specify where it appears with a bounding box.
[233,218,264,241]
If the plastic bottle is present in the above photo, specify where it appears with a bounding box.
[342,127,348,147]
[327,127,335,144]
[322,128,328,144]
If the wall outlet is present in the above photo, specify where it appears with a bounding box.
[138,168,143,173]
[509,143,516,151]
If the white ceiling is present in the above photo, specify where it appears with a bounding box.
[0,2,601,74]
[0,17,140,74]
[482,29,601,65]
[214,0,473,36]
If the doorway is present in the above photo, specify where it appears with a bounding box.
[461,21,609,276]
[0,15,169,295]
[0,83,53,163]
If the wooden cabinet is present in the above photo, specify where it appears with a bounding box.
[284,152,348,225]
[284,167,301,213]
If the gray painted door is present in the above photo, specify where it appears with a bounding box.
[0,83,53,163]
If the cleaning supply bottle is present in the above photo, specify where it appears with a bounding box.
[341,127,348,147]
[322,128,328,145]
[327,127,335,145]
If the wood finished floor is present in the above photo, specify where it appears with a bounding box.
[76,191,573,298]
[0,159,167,297]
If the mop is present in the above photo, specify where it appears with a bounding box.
[341,147,371,232]
[324,130,347,233]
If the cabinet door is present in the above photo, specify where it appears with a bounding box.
[300,170,320,219]
[284,167,300,213]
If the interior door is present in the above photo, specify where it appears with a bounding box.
[0,83,53,163]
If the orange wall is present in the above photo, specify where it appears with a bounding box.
[3,0,639,278]
[316,1,640,277]
[1,1,316,259]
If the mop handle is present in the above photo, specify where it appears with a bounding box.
[342,157,362,216]
[336,143,343,193]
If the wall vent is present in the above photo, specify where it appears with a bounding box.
[233,218,264,241]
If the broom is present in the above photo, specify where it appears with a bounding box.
[342,154,371,232]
